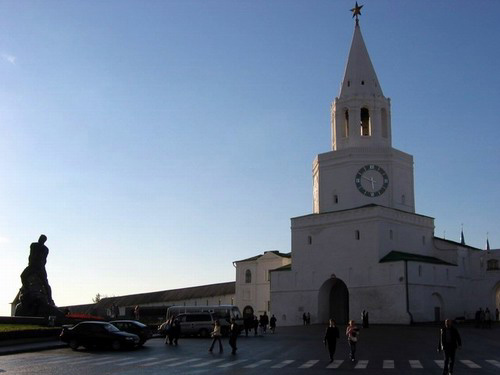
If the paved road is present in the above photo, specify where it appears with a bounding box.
[0,324,498,374]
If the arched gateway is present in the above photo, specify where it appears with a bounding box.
[318,277,349,324]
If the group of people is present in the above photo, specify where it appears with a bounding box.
[323,319,359,363]
[242,312,277,336]
[209,318,239,354]
[323,317,463,375]
[163,317,181,346]
[474,307,498,328]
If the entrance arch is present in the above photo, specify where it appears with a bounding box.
[242,305,254,319]
[318,277,349,324]
[493,282,500,311]
[431,292,444,322]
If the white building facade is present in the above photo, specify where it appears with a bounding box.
[268,17,500,326]
[234,251,291,319]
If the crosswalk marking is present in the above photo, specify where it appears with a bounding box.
[383,360,394,369]
[299,360,319,368]
[71,356,113,364]
[460,359,481,368]
[191,358,225,367]
[5,354,500,371]
[271,360,295,368]
[326,360,343,368]
[486,360,500,368]
[141,357,180,367]
[117,357,158,366]
[218,359,249,368]
[355,360,369,369]
[89,357,135,366]
[244,359,272,368]
[409,360,423,369]
[39,357,74,365]
[30,355,71,364]
[166,358,202,367]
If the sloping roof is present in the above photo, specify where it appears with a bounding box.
[270,264,292,272]
[340,22,383,98]
[379,251,455,266]
[96,281,235,309]
[292,204,434,221]
[234,251,291,263]
[433,237,482,251]
[59,303,98,315]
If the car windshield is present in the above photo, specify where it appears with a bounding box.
[104,324,120,332]
[134,322,147,328]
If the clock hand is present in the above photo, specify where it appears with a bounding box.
[370,177,375,190]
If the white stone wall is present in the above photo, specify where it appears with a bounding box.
[234,252,291,316]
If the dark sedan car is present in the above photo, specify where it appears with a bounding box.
[110,320,152,346]
[60,321,140,350]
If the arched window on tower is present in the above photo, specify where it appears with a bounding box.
[381,108,388,138]
[343,109,349,137]
[245,269,252,283]
[360,107,370,136]
[487,259,499,270]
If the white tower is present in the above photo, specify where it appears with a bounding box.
[313,17,415,214]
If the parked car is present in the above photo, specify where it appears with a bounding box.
[60,321,140,351]
[159,313,215,338]
[109,320,152,346]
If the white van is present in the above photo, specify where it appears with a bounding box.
[166,305,242,335]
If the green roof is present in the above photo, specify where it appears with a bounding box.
[379,251,455,266]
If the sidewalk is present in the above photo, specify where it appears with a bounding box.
[0,337,67,356]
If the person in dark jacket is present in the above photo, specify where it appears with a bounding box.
[269,314,277,333]
[172,317,181,346]
[438,319,462,375]
[229,318,239,355]
[323,319,340,362]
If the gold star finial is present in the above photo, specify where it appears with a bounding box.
[350,2,363,25]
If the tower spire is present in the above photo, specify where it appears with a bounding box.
[340,4,383,99]
[350,2,363,26]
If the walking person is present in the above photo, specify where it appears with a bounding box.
[438,319,462,375]
[172,317,181,346]
[361,310,369,328]
[303,313,307,325]
[346,320,359,362]
[270,314,277,333]
[209,320,223,353]
[261,312,269,333]
[485,308,491,329]
[229,318,239,355]
[164,318,174,345]
[323,319,340,362]
[253,315,258,336]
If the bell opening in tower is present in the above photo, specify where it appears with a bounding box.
[360,107,370,136]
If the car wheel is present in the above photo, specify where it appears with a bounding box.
[111,340,121,351]
[69,339,79,350]
[198,328,209,338]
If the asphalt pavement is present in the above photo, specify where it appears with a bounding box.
[0,323,499,375]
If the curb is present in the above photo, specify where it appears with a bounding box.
[0,340,67,356]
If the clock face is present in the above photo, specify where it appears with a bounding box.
[355,164,389,197]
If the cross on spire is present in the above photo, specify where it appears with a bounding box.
[350,2,363,25]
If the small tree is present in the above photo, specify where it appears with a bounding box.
[93,293,102,303]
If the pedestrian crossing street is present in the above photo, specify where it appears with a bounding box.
[8,354,500,371]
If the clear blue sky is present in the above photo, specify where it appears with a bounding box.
[1,0,499,316]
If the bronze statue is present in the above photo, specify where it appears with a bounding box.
[15,235,64,317]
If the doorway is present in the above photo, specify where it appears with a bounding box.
[318,278,349,324]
